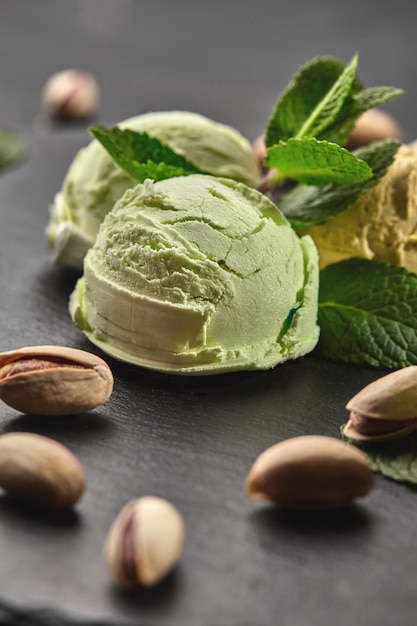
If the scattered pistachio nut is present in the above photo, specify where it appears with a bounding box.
[42,69,100,120]
[246,435,374,510]
[345,108,402,151]
[252,134,267,166]
[0,432,85,511]
[104,496,185,588]
[0,345,114,415]
[344,366,417,442]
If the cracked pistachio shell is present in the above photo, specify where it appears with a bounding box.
[0,432,85,511]
[246,436,374,510]
[346,366,417,420]
[104,496,185,588]
[344,366,417,441]
[0,345,114,415]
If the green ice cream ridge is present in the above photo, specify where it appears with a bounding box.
[69,175,320,375]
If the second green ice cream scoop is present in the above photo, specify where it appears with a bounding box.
[69,175,319,375]
[46,111,261,269]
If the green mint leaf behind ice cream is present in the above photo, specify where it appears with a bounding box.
[317,259,417,369]
[90,125,204,182]
[264,53,402,191]
[266,137,372,185]
[278,140,400,228]
[265,54,360,146]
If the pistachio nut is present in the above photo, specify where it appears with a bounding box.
[104,496,185,588]
[246,435,374,510]
[344,366,417,441]
[0,345,114,415]
[0,432,85,511]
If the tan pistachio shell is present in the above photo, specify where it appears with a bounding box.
[344,366,417,441]
[346,366,417,420]
[0,345,114,415]
[104,496,185,588]
[0,432,85,511]
[246,435,374,510]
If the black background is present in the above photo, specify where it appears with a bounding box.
[1,2,417,625]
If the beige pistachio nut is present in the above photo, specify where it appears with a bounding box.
[42,69,100,120]
[246,435,374,510]
[252,134,267,166]
[0,432,85,511]
[104,496,185,588]
[344,366,417,442]
[0,345,114,415]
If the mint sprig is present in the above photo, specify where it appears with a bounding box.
[265,55,362,146]
[317,259,417,369]
[90,125,205,182]
[263,54,402,220]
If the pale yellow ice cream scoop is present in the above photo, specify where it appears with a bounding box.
[69,175,319,375]
[300,145,417,271]
[46,111,261,270]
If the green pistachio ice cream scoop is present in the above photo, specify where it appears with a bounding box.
[69,175,320,375]
[46,111,261,270]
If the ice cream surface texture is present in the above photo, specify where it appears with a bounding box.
[46,111,261,269]
[69,175,320,375]
[301,145,417,271]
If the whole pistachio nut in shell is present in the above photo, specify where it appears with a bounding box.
[104,496,185,588]
[0,345,114,415]
[246,435,374,510]
[344,366,417,441]
[0,432,85,511]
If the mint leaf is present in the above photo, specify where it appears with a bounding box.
[265,55,361,147]
[318,87,403,146]
[90,125,203,182]
[277,140,400,228]
[0,127,26,172]
[266,137,372,186]
[295,53,359,140]
[317,258,417,369]
[342,430,417,485]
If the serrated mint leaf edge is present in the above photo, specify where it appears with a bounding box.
[266,137,373,186]
[316,259,417,369]
[90,125,204,182]
[295,53,359,140]
[277,139,400,228]
[265,56,353,147]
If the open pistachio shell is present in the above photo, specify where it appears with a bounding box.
[346,366,417,420]
[344,366,417,441]
[343,418,417,442]
[0,345,114,415]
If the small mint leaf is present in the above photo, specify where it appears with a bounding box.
[265,56,362,147]
[342,429,417,485]
[90,125,203,182]
[277,140,400,228]
[317,258,417,369]
[0,127,26,172]
[351,86,404,115]
[266,137,372,186]
[295,53,358,139]
[317,87,404,146]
